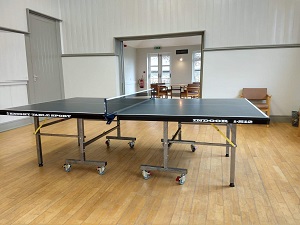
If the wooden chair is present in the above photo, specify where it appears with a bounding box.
[241,88,271,116]
[150,84,158,98]
[151,83,170,98]
[181,83,200,98]
[157,84,171,98]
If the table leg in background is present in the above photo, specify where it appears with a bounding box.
[226,124,230,157]
[230,124,237,187]
[34,117,43,167]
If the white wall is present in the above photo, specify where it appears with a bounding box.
[123,46,137,94]
[0,0,60,32]
[203,47,300,115]
[0,0,61,128]
[171,46,201,84]
[58,0,300,116]
[62,56,120,98]
[0,32,29,124]
[60,0,300,53]
[0,83,29,124]
[0,32,28,82]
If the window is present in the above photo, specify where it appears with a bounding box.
[161,54,171,84]
[149,55,159,84]
[192,51,201,82]
[148,53,171,85]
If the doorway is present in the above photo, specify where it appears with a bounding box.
[115,31,204,97]
[26,10,64,104]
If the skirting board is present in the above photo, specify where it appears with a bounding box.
[270,115,292,123]
[0,115,293,133]
[0,117,32,132]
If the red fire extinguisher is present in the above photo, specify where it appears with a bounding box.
[138,77,144,88]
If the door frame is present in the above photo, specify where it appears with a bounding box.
[25,9,64,104]
[115,31,205,97]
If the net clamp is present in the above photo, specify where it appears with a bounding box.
[105,113,116,125]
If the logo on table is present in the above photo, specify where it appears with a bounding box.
[193,118,254,124]
[7,112,72,118]
[233,120,253,124]
[193,119,228,123]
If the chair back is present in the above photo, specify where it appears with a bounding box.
[151,83,170,98]
[150,83,157,89]
[182,83,200,98]
[150,84,158,97]
[241,88,271,118]
[188,83,200,88]
[242,88,267,100]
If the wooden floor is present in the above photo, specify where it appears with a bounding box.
[0,120,300,225]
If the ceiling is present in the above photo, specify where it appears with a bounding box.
[124,35,201,48]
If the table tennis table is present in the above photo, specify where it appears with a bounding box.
[0,92,269,186]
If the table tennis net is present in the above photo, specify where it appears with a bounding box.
[104,90,151,123]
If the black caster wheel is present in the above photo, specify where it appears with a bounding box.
[176,174,186,185]
[97,166,106,175]
[191,145,196,152]
[128,141,135,149]
[142,170,151,180]
[63,164,71,172]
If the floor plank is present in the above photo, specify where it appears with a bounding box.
[0,120,299,224]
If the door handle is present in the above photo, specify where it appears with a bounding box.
[33,74,38,82]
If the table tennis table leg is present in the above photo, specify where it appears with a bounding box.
[157,122,236,186]
[78,118,86,161]
[106,119,136,148]
[77,118,85,146]
[226,124,230,157]
[34,117,43,167]
[117,119,121,137]
[64,118,107,174]
[140,121,187,184]
[178,122,182,140]
[229,124,237,187]
[163,121,169,169]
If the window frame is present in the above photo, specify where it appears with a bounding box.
[192,51,201,83]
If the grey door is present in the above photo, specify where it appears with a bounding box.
[27,13,64,104]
